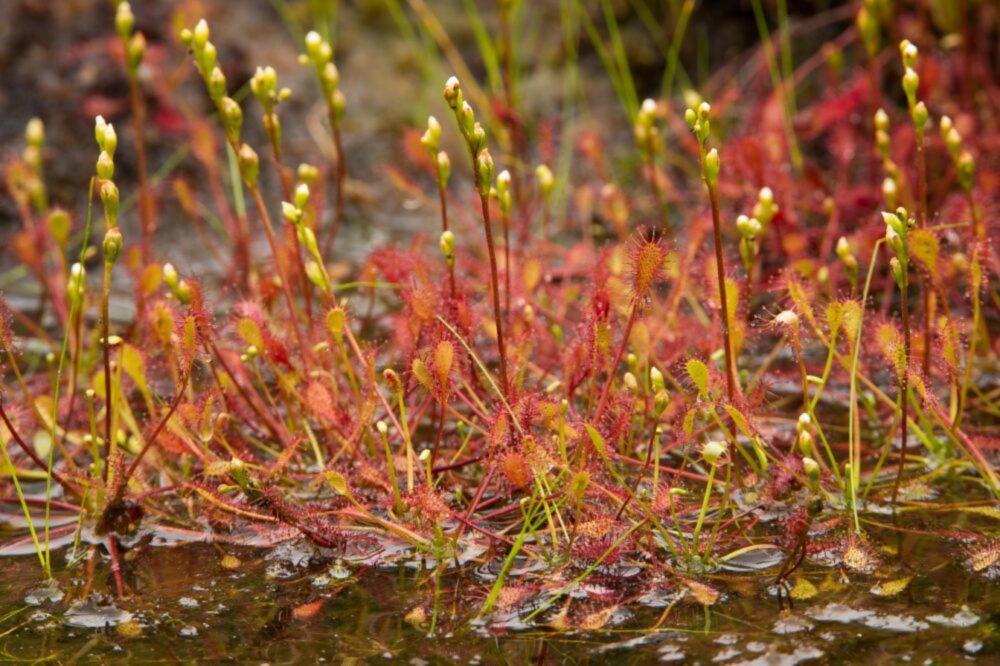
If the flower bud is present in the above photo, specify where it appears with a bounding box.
[281,201,301,224]
[956,150,975,190]
[100,181,120,223]
[127,33,146,70]
[96,151,114,181]
[836,236,851,259]
[25,117,44,147]
[304,31,324,63]
[902,68,919,104]
[803,456,820,486]
[899,39,918,68]
[443,76,462,109]
[653,389,670,415]
[221,97,243,142]
[882,177,898,209]
[421,116,441,151]
[535,164,554,198]
[298,163,319,184]
[193,19,210,49]
[68,262,86,300]
[623,372,638,393]
[376,420,388,436]
[911,101,928,133]
[331,89,347,122]
[797,412,812,433]
[470,121,486,152]
[115,2,135,39]
[237,144,259,185]
[440,230,455,259]
[704,148,720,185]
[294,183,310,209]
[436,151,451,186]
[305,260,326,289]
[163,262,179,289]
[650,366,665,392]
[103,227,123,263]
[890,257,904,288]
[476,149,494,195]
[874,108,889,132]
[702,440,727,466]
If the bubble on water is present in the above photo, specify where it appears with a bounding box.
[24,580,64,606]
[731,646,825,665]
[962,639,983,655]
[178,596,199,608]
[63,596,133,628]
[926,606,979,628]
[179,624,199,637]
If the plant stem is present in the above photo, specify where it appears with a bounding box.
[478,192,510,396]
[704,175,738,402]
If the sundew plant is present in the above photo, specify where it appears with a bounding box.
[0,0,998,652]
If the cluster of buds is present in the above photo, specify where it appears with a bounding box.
[873,110,901,209]
[443,76,494,197]
[883,207,913,289]
[735,187,777,274]
[795,412,813,457]
[21,118,47,212]
[634,98,662,156]
[162,263,193,304]
[250,66,291,152]
[939,116,975,193]
[836,236,859,290]
[420,116,451,188]
[899,41,928,136]
[856,0,880,60]
[685,102,719,186]
[180,20,242,146]
[114,2,145,75]
[94,116,122,262]
[282,184,330,292]
[301,31,346,125]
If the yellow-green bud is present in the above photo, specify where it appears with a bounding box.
[294,183,310,209]
[702,440,727,466]
[103,227,123,263]
[116,2,135,39]
[127,33,145,70]
[443,76,462,109]
[237,144,259,185]
[421,116,441,152]
[193,19,210,49]
[650,366,665,392]
[536,164,554,199]
[96,151,115,180]
[163,262,179,289]
[68,262,86,300]
[440,230,455,259]
[911,101,928,133]
[281,201,301,224]
[436,151,451,186]
[220,97,242,143]
[623,372,638,393]
[298,163,319,184]
[902,68,919,105]
[899,39,918,68]
[476,149,494,195]
[100,181,120,223]
[704,148,720,186]
[653,389,670,415]
[25,118,44,147]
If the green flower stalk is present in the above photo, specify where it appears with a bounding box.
[421,116,456,300]
[883,208,914,505]
[899,40,933,379]
[443,76,509,397]
[300,31,347,253]
[115,1,154,264]
[635,98,670,232]
[181,20,309,357]
[686,101,738,401]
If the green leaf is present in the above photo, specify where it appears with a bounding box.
[584,424,608,462]
[686,359,710,397]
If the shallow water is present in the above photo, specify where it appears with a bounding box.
[1,518,997,663]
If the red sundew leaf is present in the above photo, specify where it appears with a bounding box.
[305,381,337,424]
